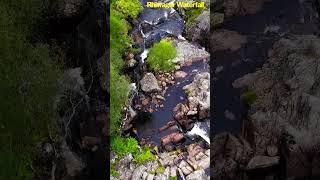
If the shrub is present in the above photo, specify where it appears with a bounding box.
[111,0,143,18]
[146,39,177,71]
[134,146,156,165]
[111,137,156,165]
[241,89,257,105]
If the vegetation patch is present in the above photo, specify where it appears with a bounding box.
[111,137,156,165]
[241,89,258,105]
[147,39,177,72]
[155,165,166,174]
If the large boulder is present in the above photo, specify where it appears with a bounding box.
[186,10,210,44]
[140,73,161,93]
[172,40,210,66]
[246,156,280,170]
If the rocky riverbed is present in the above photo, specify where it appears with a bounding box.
[211,0,320,179]
[111,0,211,179]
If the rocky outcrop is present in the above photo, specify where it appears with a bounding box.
[211,133,253,179]
[111,143,210,180]
[140,73,161,93]
[234,35,320,178]
[186,10,210,44]
[183,72,210,119]
[172,40,210,66]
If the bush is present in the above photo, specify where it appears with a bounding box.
[241,89,257,105]
[134,146,156,165]
[146,39,177,71]
[111,137,156,165]
[111,0,143,18]
[111,136,140,158]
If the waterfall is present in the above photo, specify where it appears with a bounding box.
[187,121,210,145]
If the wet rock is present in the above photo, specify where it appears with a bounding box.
[161,132,185,146]
[175,71,188,78]
[186,10,210,43]
[159,121,176,132]
[172,40,210,66]
[215,66,224,74]
[140,73,161,93]
[211,29,247,52]
[183,72,210,119]
[246,156,280,170]
[186,169,207,180]
[173,103,189,120]
[126,58,137,68]
[224,110,235,120]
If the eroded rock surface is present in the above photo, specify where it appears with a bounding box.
[234,36,320,177]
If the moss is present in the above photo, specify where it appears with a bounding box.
[110,163,120,177]
[241,89,257,105]
[146,39,177,72]
[155,165,166,174]
[112,0,143,18]
[111,137,140,158]
[185,8,203,25]
[170,176,178,180]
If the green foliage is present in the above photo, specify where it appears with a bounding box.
[110,163,120,177]
[185,8,203,25]
[111,137,156,165]
[170,176,178,180]
[241,89,257,105]
[111,0,143,18]
[147,39,177,71]
[0,0,61,179]
[110,64,129,135]
[111,136,140,158]
[110,0,143,136]
[134,146,156,165]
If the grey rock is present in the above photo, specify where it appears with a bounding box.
[183,72,210,119]
[140,73,161,93]
[132,165,147,180]
[186,169,207,180]
[247,156,280,170]
[172,40,210,66]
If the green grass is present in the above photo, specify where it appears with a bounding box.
[110,0,143,136]
[241,89,258,105]
[134,146,157,165]
[146,39,177,72]
[185,8,203,25]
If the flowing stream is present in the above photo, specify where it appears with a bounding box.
[131,0,210,148]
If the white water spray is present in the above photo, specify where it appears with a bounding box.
[187,122,210,145]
